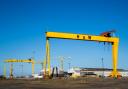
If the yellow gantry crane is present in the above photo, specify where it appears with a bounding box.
[45,31,120,78]
[4,59,35,78]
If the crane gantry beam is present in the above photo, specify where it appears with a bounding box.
[45,32,120,78]
[4,59,34,63]
[46,32,119,42]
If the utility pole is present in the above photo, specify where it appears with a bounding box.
[59,56,71,71]
[20,64,23,76]
[10,63,13,79]
[32,51,35,59]
[60,56,64,71]
[67,57,71,70]
[68,63,71,70]
[101,58,104,77]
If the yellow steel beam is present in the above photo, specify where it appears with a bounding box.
[110,42,120,77]
[45,32,120,78]
[46,32,119,42]
[3,64,6,78]
[32,62,35,75]
[4,59,34,63]
[10,63,13,79]
[47,40,51,76]
[31,59,35,75]
[45,39,51,78]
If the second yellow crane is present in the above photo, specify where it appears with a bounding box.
[4,58,35,78]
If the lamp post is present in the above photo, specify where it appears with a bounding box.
[20,64,23,77]
[68,63,71,70]
[67,57,71,70]
[101,58,104,77]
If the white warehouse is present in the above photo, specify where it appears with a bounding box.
[68,67,128,77]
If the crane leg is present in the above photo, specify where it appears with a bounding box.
[4,64,6,78]
[32,62,34,75]
[10,63,13,79]
[110,42,121,78]
[44,38,51,78]
[47,39,51,76]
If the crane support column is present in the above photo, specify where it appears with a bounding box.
[3,64,6,78]
[45,38,51,77]
[32,61,35,75]
[10,63,13,79]
[110,41,120,77]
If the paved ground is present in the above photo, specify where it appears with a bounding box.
[0,77,128,89]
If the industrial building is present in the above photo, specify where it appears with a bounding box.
[68,67,128,77]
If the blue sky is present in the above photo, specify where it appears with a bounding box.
[0,0,128,76]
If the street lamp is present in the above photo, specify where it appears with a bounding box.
[67,57,71,70]
[101,58,104,77]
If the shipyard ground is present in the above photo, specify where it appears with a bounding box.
[0,77,128,89]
